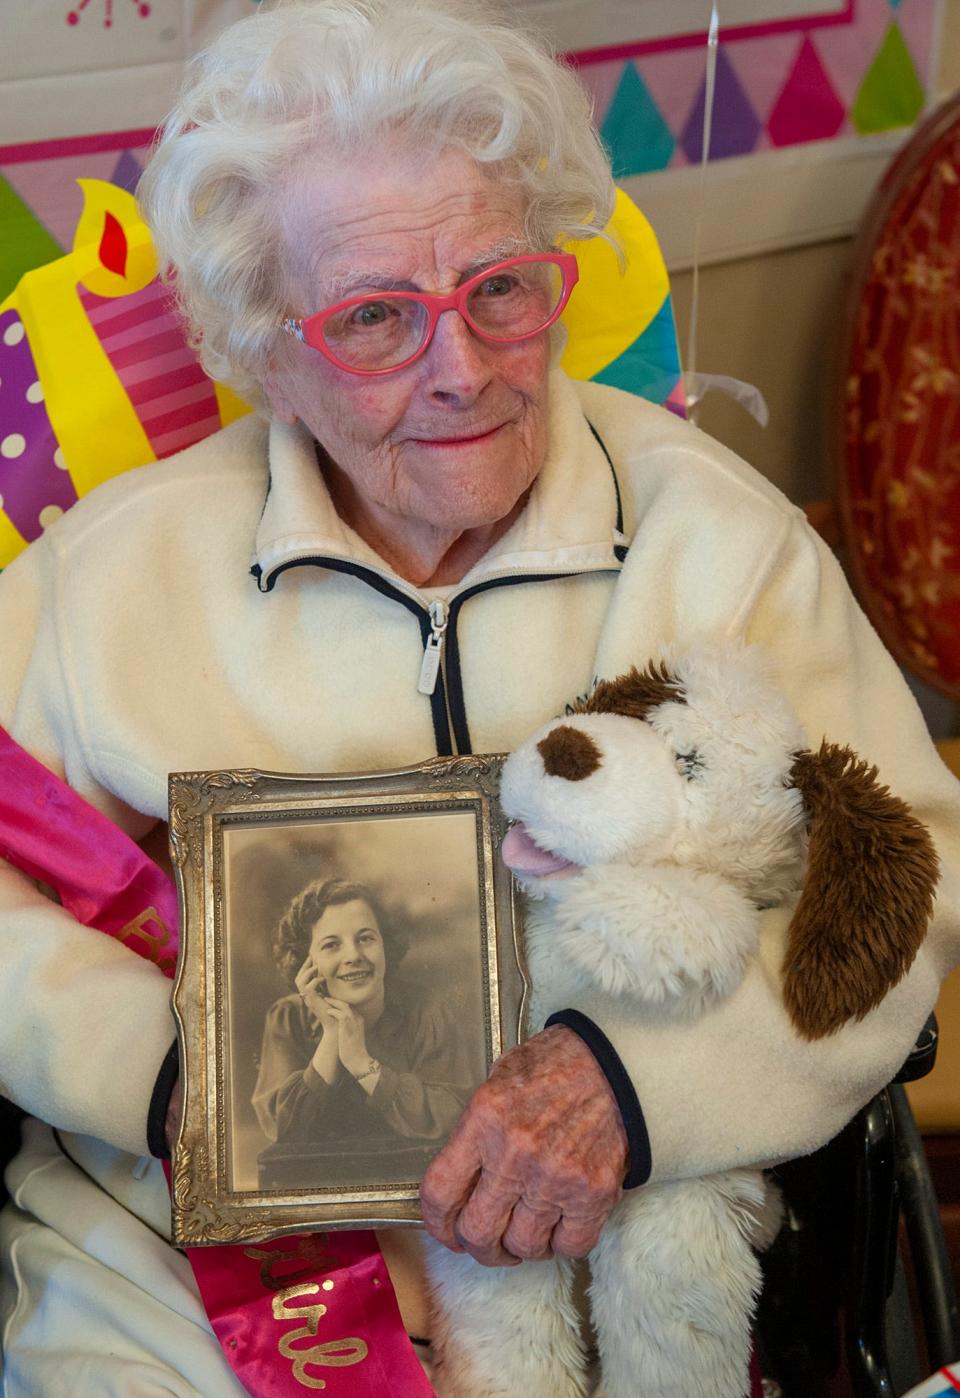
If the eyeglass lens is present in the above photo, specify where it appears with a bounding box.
[320,259,564,371]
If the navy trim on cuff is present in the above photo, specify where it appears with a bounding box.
[147,1039,179,1160]
[545,1008,651,1189]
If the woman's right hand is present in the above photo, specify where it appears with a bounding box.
[297,957,342,1086]
[295,957,338,1033]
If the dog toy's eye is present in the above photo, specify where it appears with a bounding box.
[675,749,705,780]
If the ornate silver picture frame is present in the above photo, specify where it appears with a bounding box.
[168,755,524,1247]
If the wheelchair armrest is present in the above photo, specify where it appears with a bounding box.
[894,1013,938,1084]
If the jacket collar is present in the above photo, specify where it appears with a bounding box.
[252,368,625,596]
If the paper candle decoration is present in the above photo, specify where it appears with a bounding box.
[0,180,681,569]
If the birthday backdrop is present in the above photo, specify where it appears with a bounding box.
[2,0,945,293]
[571,0,942,178]
[0,0,944,565]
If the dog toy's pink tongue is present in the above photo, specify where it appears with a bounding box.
[501,822,576,878]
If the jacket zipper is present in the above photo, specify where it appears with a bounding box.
[417,598,457,750]
[253,419,627,758]
[255,554,624,757]
[417,599,448,697]
[441,571,622,754]
[255,553,457,754]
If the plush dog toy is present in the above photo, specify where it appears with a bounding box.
[425,642,938,1398]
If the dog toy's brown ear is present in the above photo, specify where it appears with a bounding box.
[783,740,939,1040]
[575,662,685,720]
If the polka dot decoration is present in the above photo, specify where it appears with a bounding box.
[0,309,78,545]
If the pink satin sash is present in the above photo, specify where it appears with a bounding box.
[0,728,434,1397]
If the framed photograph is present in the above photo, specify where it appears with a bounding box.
[168,755,525,1247]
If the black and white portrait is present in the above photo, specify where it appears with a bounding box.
[220,806,491,1194]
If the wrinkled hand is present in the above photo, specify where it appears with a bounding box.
[420,1025,627,1267]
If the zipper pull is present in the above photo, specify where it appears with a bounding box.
[418,599,448,696]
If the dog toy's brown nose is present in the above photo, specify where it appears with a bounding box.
[537,725,602,781]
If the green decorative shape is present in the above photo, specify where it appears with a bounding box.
[600,63,675,179]
[0,175,64,303]
[851,22,925,135]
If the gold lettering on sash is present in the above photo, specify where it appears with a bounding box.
[114,906,176,973]
[271,1283,368,1390]
[244,1235,338,1290]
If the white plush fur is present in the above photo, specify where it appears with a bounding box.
[425,1242,588,1398]
[549,862,761,1011]
[589,1173,770,1398]
[427,642,807,1398]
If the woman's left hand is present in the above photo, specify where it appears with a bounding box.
[325,998,369,1077]
[420,1024,627,1267]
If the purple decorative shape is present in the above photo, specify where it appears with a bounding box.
[681,47,762,163]
[110,149,144,195]
[0,308,77,542]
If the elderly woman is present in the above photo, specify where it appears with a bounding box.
[253,877,473,1167]
[0,0,958,1393]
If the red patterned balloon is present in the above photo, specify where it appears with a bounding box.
[839,96,960,697]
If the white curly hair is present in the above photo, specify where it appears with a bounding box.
[137,0,615,406]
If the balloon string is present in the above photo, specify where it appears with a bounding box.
[684,1,720,423]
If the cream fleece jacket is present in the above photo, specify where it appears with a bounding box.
[0,368,958,1178]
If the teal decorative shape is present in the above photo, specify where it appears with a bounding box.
[592,292,682,406]
[600,63,675,179]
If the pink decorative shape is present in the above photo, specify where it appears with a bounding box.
[665,379,687,419]
[139,393,219,440]
[63,0,151,26]
[149,414,224,459]
[134,378,215,425]
[124,361,208,409]
[767,36,846,147]
[108,325,184,370]
[725,34,803,127]
[78,280,220,459]
[897,0,935,83]
[120,345,198,386]
[0,129,157,166]
[85,292,162,335]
